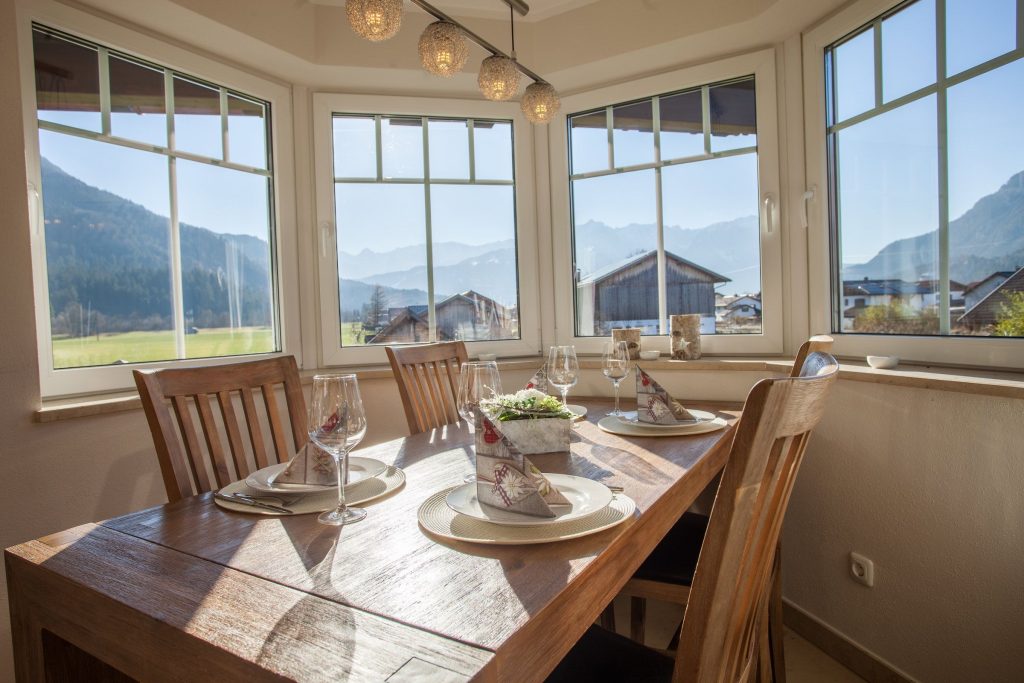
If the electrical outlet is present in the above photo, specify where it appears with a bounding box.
[850,552,874,587]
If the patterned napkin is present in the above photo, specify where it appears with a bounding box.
[474,408,570,518]
[524,365,548,393]
[636,367,697,424]
[272,442,337,486]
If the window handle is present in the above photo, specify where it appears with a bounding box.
[762,194,776,235]
[27,182,42,237]
[319,221,332,259]
[801,186,816,229]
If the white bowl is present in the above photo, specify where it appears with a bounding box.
[866,355,899,369]
[638,350,661,360]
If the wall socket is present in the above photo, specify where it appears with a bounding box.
[849,552,875,587]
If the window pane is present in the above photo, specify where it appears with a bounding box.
[834,28,876,122]
[335,184,428,345]
[946,0,1016,77]
[572,169,657,336]
[662,154,761,334]
[39,131,175,368]
[881,0,935,102]
[710,79,756,152]
[612,99,654,167]
[570,110,608,174]
[333,116,376,178]
[33,29,101,132]
[431,185,519,341]
[176,160,276,357]
[835,96,939,334]
[174,77,222,159]
[227,95,267,169]
[109,56,167,146]
[381,117,423,179]
[474,121,513,180]
[428,119,469,179]
[660,89,704,160]
[947,59,1024,337]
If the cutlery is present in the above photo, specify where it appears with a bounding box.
[214,492,294,514]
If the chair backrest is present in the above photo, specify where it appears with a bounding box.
[673,354,839,683]
[386,341,468,434]
[791,335,834,378]
[133,356,307,502]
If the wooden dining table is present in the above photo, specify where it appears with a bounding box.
[5,397,740,683]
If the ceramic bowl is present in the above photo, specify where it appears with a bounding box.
[866,355,899,369]
[638,350,661,360]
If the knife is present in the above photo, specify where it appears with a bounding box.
[214,492,294,514]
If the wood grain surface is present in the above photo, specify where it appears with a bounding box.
[9,397,738,682]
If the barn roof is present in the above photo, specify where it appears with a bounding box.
[577,250,730,286]
[957,266,1024,327]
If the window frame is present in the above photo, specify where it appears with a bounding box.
[312,93,541,366]
[18,1,300,397]
[548,49,784,355]
[803,0,1024,368]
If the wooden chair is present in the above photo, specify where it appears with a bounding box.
[385,341,468,435]
[549,354,840,683]
[615,336,835,681]
[133,356,307,502]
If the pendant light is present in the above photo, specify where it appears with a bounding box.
[521,82,561,124]
[478,5,522,101]
[346,0,403,42]
[419,21,469,77]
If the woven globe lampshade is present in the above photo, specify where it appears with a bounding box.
[418,21,469,77]
[345,0,402,42]
[478,55,521,101]
[521,82,561,124]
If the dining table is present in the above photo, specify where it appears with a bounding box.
[5,397,740,683]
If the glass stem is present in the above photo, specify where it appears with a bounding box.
[613,380,621,414]
[334,448,348,514]
[561,388,569,406]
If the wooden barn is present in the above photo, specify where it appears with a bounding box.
[575,250,729,334]
[369,290,516,344]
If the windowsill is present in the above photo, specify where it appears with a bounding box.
[33,356,1024,423]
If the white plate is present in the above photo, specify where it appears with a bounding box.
[617,409,716,427]
[245,457,387,493]
[215,466,406,515]
[598,414,728,437]
[421,487,636,545]
[565,404,588,420]
[445,473,613,527]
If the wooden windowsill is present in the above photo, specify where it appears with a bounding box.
[33,356,1024,423]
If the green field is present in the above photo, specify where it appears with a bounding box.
[52,327,276,368]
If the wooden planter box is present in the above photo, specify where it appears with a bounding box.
[491,416,571,454]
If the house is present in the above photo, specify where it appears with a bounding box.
[962,271,1015,312]
[370,290,514,344]
[957,267,1024,331]
[720,294,761,320]
[575,250,729,334]
[840,277,966,330]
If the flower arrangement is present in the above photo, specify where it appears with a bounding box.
[481,389,573,422]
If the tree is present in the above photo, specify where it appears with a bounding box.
[364,285,389,333]
[853,302,939,334]
[995,292,1024,337]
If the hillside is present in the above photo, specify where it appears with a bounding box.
[844,170,1024,284]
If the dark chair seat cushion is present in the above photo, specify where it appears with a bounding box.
[545,624,675,683]
[632,512,709,586]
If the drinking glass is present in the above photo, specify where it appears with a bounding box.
[602,340,631,417]
[457,361,503,483]
[308,374,368,526]
[547,345,579,408]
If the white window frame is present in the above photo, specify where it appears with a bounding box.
[549,49,783,355]
[17,0,300,398]
[803,0,1024,368]
[312,93,541,366]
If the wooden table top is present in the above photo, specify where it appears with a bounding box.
[7,397,739,682]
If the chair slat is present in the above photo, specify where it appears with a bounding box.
[240,388,271,470]
[194,394,233,488]
[262,382,291,463]
[217,390,251,480]
[171,395,211,495]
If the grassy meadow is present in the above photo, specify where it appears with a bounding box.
[52,327,277,368]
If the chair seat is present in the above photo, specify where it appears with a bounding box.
[633,512,709,586]
[546,625,675,683]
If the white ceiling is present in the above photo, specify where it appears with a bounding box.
[307,0,601,22]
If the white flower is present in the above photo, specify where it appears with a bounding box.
[513,388,548,401]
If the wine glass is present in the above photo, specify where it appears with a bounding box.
[548,345,580,409]
[602,340,631,417]
[308,374,368,526]
[457,361,503,483]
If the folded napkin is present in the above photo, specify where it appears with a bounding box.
[273,442,337,486]
[636,367,697,424]
[524,365,549,393]
[474,408,570,518]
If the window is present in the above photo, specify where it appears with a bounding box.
[550,52,782,354]
[24,14,297,397]
[823,0,1024,342]
[313,94,539,364]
